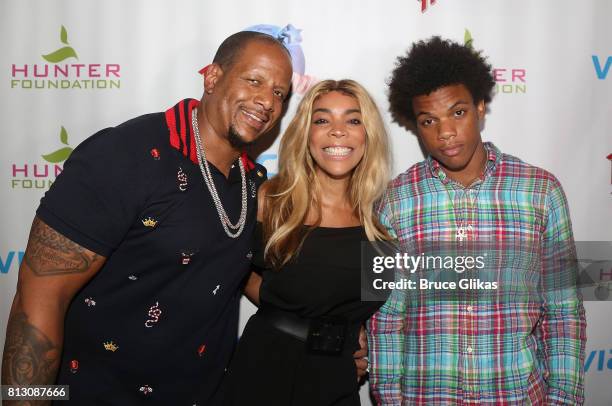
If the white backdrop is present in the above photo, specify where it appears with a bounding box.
[1,1,611,404]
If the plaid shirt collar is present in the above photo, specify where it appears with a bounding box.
[426,141,501,185]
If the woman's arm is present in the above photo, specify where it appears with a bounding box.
[242,181,269,306]
[243,271,262,306]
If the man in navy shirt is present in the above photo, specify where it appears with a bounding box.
[1,31,293,405]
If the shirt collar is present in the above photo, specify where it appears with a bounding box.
[427,141,501,185]
[164,98,255,172]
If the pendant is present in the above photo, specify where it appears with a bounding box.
[456,226,467,242]
[456,224,473,242]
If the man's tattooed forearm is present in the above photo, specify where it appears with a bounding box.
[23,218,100,276]
[1,312,59,387]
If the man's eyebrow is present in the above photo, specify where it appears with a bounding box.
[416,101,470,117]
[447,100,469,110]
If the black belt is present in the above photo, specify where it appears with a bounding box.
[257,307,361,356]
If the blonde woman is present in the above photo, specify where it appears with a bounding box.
[219,80,391,406]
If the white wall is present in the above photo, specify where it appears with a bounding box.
[1,1,611,404]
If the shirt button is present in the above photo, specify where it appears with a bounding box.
[466,305,473,313]
[466,346,473,354]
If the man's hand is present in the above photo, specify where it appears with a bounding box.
[353,324,369,382]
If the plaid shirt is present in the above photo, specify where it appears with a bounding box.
[367,143,586,405]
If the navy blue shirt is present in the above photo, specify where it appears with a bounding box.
[38,99,266,405]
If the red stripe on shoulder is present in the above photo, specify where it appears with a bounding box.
[240,152,256,172]
[178,99,187,156]
[165,106,179,150]
[188,99,199,164]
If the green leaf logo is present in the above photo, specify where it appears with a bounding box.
[42,147,73,163]
[60,25,69,45]
[464,29,474,49]
[42,26,78,63]
[60,126,69,145]
[42,47,78,63]
[42,127,74,163]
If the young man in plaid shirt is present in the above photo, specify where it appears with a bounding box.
[367,37,586,405]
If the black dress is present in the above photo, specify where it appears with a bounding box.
[218,223,383,406]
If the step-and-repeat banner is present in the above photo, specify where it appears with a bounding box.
[1,1,611,404]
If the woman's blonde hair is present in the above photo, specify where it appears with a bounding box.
[262,79,391,268]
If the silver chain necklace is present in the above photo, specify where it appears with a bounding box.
[192,108,247,238]
[444,176,485,242]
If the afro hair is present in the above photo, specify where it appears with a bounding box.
[387,36,495,124]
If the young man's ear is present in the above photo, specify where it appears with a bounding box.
[476,100,486,121]
[204,63,223,95]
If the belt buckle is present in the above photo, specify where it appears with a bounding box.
[306,318,347,356]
